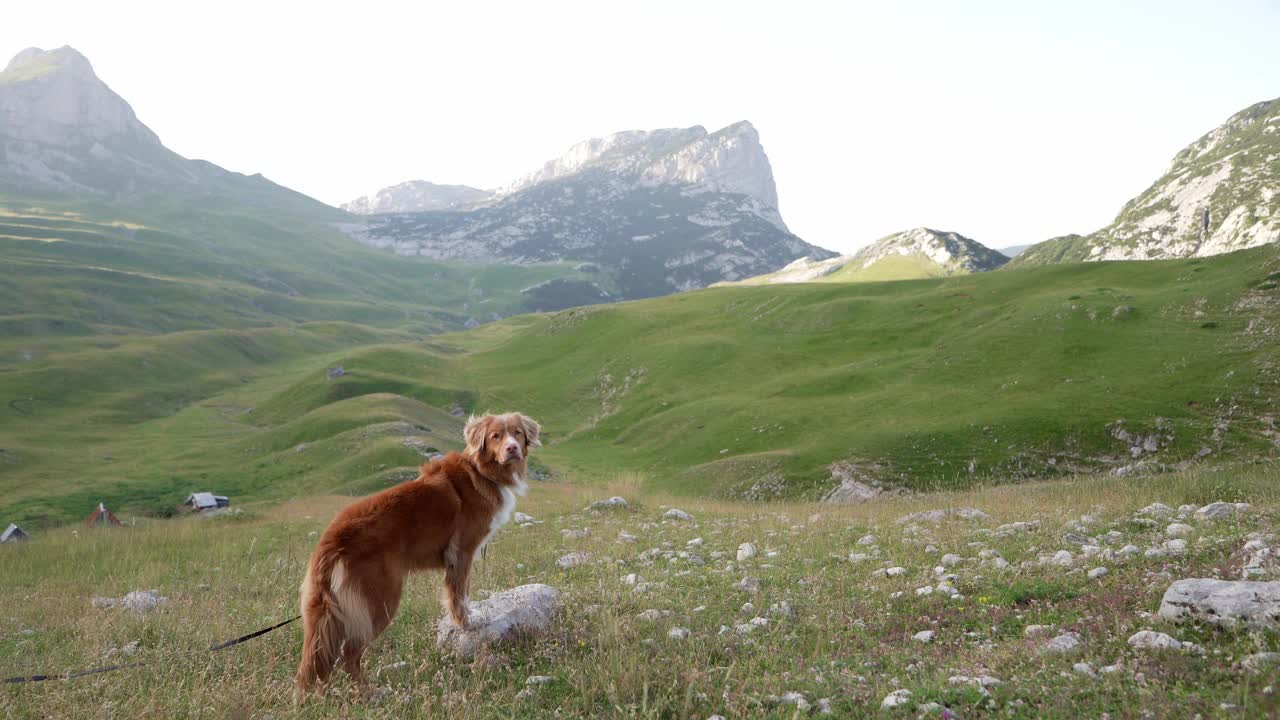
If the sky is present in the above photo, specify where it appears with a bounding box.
[4,0,1279,253]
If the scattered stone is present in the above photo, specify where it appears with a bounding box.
[778,691,809,710]
[848,552,873,563]
[621,573,643,586]
[91,590,168,613]
[667,627,691,640]
[735,576,761,594]
[737,543,757,561]
[556,552,591,569]
[376,660,409,675]
[769,601,795,618]
[857,534,877,546]
[1072,662,1095,677]
[561,527,591,539]
[436,584,560,658]
[885,567,906,577]
[513,512,536,524]
[1165,523,1193,536]
[525,675,554,685]
[881,689,912,709]
[637,609,670,621]
[1088,567,1109,579]
[120,640,140,656]
[617,531,637,543]
[1024,624,1053,638]
[1162,538,1187,553]
[686,537,703,547]
[1159,578,1280,628]
[663,509,694,522]
[586,496,628,512]
[1242,652,1280,672]
[1127,630,1182,651]
[912,630,935,643]
[1137,503,1175,518]
[1194,502,1249,521]
[895,508,990,524]
[940,553,962,567]
[1045,632,1082,653]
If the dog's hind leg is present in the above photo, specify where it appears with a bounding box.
[341,639,370,695]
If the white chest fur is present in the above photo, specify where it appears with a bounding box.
[486,472,527,539]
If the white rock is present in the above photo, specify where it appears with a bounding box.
[637,609,669,621]
[1137,502,1175,518]
[668,626,691,640]
[1159,578,1280,628]
[1162,538,1188,553]
[912,630,935,643]
[664,509,694,522]
[91,589,168,613]
[880,689,912,709]
[769,601,795,618]
[885,567,906,577]
[586,496,628,512]
[1194,502,1249,521]
[621,573,643,586]
[848,552,873,563]
[1165,523,1193,536]
[525,675,554,685]
[1242,652,1280,672]
[1024,624,1053,637]
[1127,630,1182,651]
[940,553,962,567]
[513,512,537,524]
[735,576,761,593]
[617,531,637,543]
[556,552,590,569]
[1088,567,1109,579]
[436,584,560,657]
[737,543,757,561]
[1072,662,1095,676]
[857,534,877,546]
[1045,632,1082,653]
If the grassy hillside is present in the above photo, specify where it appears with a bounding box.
[0,466,1277,718]
[3,245,1277,526]
[0,197,604,337]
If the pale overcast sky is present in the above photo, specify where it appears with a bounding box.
[4,0,1279,253]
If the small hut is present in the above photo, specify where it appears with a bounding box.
[1,523,30,543]
[85,502,123,528]
[183,492,230,512]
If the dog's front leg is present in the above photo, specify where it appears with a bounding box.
[443,542,475,629]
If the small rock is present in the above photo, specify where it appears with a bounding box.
[556,552,591,569]
[1162,538,1187,553]
[1127,630,1182,651]
[664,509,694,522]
[885,567,906,577]
[667,627,691,640]
[735,576,761,593]
[1088,567,1109,579]
[912,630,935,643]
[881,689,912,709]
[1024,624,1053,637]
[858,534,878,546]
[737,543,757,561]
[1072,662,1095,676]
[1165,523,1193,536]
[513,512,536,524]
[1195,502,1249,521]
[120,640,140,656]
[1242,652,1280,672]
[586,496,628,512]
[769,601,795,618]
[525,675,554,685]
[1045,632,1082,653]
[940,554,962,567]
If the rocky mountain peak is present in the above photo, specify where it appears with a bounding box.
[495,121,785,228]
[1,45,160,148]
[341,180,494,214]
[852,228,1009,274]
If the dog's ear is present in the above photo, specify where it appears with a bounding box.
[464,414,489,455]
[518,414,542,448]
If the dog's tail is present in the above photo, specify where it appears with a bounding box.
[295,551,374,700]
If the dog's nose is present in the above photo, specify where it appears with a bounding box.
[507,443,520,456]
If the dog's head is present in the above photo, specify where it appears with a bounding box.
[464,412,541,465]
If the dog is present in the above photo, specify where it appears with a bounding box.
[294,412,540,700]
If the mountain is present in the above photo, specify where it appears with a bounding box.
[0,46,599,336]
[342,180,493,214]
[723,227,1006,285]
[341,122,831,300]
[1011,97,1280,267]
[0,46,332,216]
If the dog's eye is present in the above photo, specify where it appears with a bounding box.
[515,430,522,435]
[491,432,500,439]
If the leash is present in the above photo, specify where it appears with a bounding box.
[2,614,301,685]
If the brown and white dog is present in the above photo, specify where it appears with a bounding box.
[295,412,539,700]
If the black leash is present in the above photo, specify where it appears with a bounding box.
[3,614,301,685]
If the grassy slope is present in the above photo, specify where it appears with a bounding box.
[4,246,1278,526]
[0,465,1277,718]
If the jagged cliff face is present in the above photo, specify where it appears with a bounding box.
[342,180,493,214]
[0,46,334,216]
[1013,97,1280,267]
[342,122,828,299]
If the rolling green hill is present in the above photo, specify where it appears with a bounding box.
[4,244,1277,526]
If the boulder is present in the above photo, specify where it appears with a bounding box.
[436,584,560,657]
[1159,578,1280,628]
[585,496,628,512]
[1194,502,1249,521]
[1127,630,1182,651]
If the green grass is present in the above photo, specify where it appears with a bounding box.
[3,244,1278,525]
[1,465,1278,718]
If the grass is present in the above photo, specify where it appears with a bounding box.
[4,244,1279,525]
[1,464,1278,718]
